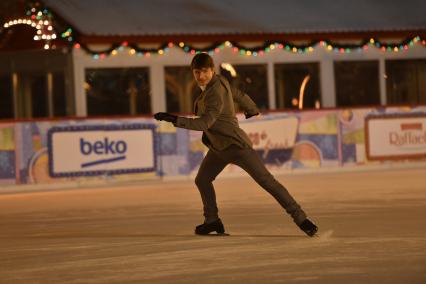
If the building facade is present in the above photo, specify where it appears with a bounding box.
[1,0,426,120]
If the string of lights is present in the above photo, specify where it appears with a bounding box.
[2,13,56,49]
[75,36,426,60]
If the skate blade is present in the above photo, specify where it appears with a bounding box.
[197,232,230,236]
[213,233,230,236]
[312,230,333,239]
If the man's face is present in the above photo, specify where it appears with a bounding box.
[192,67,214,87]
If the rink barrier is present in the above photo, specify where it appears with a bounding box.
[0,106,425,189]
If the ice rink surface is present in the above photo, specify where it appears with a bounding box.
[1,167,426,284]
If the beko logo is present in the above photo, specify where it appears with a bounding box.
[79,138,127,168]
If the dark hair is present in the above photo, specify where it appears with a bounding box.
[190,53,215,70]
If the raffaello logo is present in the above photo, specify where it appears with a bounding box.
[389,123,426,147]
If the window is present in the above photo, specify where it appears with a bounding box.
[85,68,151,116]
[16,71,47,118]
[386,59,426,104]
[220,64,269,110]
[0,74,13,119]
[28,72,48,118]
[0,50,73,119]
[334,61,380,107]
[275,63,321,110]
[14,71,67,118]
[165,66,199,113]
[52,72,67,117]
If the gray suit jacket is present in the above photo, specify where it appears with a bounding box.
[175,74,259,151]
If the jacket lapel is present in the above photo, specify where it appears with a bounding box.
[193,75,218,115]
[193,92,202,114]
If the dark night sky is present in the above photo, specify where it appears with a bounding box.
[0,0,26,24]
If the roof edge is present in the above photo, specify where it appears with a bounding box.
[78,30,426,44]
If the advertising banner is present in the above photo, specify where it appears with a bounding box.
[239,116,299,150]
[48,124,156,177]
[366,114,426,160]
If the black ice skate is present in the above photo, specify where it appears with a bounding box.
[299,219,318,237]
[195,219,227,235]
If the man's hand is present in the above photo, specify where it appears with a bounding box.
[245,112,259,119]
[154,112,178,123]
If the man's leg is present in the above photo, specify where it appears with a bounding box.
[230,147,307,225]
[195,149,228,223]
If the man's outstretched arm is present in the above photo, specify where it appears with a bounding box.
[154,90,223,131]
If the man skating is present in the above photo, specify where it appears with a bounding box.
[154,53,318,237]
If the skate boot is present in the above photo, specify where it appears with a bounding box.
[298,219,318,237]
[195,219,226,235]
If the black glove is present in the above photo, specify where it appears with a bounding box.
[245,112,259,119]
[154,112,177,123]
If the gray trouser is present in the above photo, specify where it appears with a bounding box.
[194,145,307,225]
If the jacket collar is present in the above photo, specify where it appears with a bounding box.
[203,74,219,92]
